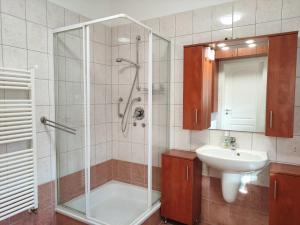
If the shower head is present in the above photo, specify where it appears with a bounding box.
[115,58,139,68]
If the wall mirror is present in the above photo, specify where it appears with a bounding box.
[184,32,298,137]
[209,37,269,132]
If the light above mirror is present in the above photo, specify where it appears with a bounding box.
[217,43,226,48]
[248,43,257,48]
[245,39,255,44]
[221,46,230,51]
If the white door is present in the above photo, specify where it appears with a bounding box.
[220,57,267,132]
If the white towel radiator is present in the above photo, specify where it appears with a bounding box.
[0,67,38,221]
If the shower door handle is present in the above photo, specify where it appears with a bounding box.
[118,98,123,118]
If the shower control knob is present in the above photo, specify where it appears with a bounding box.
[133,107,144,120]
[133,122,137,126]
[141,123,146,128]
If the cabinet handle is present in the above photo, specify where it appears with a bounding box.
[186,165,189,181]
[269,111,273,129]
[195,109,198,124]
[274,179,278,200]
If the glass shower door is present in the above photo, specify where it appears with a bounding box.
[53,27,87,215]
[151,34,171,205]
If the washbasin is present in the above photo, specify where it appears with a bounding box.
[196,145,268,173]
[196,145,269,203]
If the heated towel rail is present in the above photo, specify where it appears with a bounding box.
[0,67,38,221]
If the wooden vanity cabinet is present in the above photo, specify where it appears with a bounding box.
[266,33,298,137]
[269,163,300,225]
[161,150,202,225]
[183,45,212,130]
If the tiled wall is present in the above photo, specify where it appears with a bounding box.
[141,0,300,186]
[0,0,89,186]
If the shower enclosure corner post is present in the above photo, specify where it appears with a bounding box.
[147,31,153,208]
[30,68,39,209]
[83,24,91,218]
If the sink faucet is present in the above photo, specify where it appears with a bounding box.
[224,136,237,151]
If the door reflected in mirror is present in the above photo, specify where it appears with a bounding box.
[210,57,268,132]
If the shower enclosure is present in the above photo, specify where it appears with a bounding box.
[52,14,170,225]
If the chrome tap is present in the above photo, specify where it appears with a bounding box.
[223,136,237,151]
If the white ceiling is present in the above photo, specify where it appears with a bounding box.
[49,0,234,21]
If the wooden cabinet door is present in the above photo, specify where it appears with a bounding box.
[270,174,300,225]
[161,156,193,224]
[183,46,203,130]
[266,33,298,137]
[183,46,212,130]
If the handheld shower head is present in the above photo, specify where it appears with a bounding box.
[115,58,139,68]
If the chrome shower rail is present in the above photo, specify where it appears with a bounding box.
[40,116,76,135]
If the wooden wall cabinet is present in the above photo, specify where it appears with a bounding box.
[183,46,212,130]
[266,33,298,137]
[161,150,202,225]
[183,32,298,137]
[269,163,300,225]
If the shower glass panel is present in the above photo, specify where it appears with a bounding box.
[53,14,171,225]
[86,18,151,225]
[151,34,170,205]
[53,27,86,215]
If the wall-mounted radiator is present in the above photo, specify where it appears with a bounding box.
[0,67,38,221]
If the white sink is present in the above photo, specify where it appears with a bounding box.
[196,145,268,173]
[196,145,268,203]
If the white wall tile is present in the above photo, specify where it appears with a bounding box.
[35,79,49,105]
[131,143,145,164]
[175,11,193,36]
[209,130,226,146]
[64,9,80,26]
[212,2,233,30]
[3,46,27,69]
[190,130,210,150]
[95,143,107,164]
[192,32,212,44]
[37,156,52,184]
[118,141,131,161]
[174,35,192,59]
[159,15,176,38]
[1,0,25,19]
[193,7,212,33]
[252,133,277,161]
[277,136,300,164]
[229,131,253,149]
[2,14,26,48]
[256,0,282,23]
[282,17,300,33]
[295,78,300,106]
[26,0,47,25]
[297,48,300,77]
[174,83,183,105]
[233,0,256,27]
[256,20,282,35]
[294,107,300,135]
[37,131,51,158]
[233,25,255,38]
[47,1,65,28]
[28,50,49,79]
[27,22,48,52]
[174,126,190,150]
[212,28,232,41]
[282,0,300,19]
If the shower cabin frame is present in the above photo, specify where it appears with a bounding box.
[52,14,170,225]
